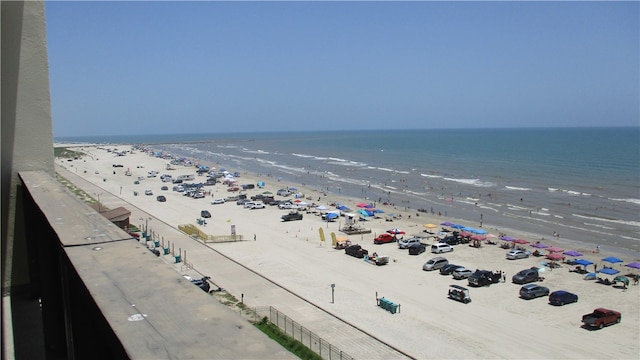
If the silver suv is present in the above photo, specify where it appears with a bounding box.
[422,257,449,271]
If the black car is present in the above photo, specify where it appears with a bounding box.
[549,290,578,306]
[408,243,426,255]
[161,186,168,191]
[468,270,501,287]
[156,195,166,202]
[200,210,211,218]
[345,244,368,258]
[439,264,462,275]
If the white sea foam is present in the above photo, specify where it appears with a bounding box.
[573,214,640,228]
[444,177,495,187]
[420,174,442,179]
[610,198,640,205]
[292,153,314,158]
[504,186,532,191]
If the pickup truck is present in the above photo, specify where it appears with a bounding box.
[582,308,621,329]
[281,211,303,221]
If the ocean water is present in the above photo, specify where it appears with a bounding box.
[57,127,640,254]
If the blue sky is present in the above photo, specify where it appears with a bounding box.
[46,1,639,137]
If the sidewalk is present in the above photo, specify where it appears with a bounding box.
[56,165,411,360]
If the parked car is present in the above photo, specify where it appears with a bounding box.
[211,198,225,204]
[452,268,474,280]
[200,210,211,218]
[468,270,501,287]
[431,243,454,254]
[144,189,153,195]
[156,195,166,202]
[582,308,621,329]
[345,244,368,258]
[237,198,249,205]
[422,257,448,271]
[250,202,265,209]
[549,290,578,306]
[160,186,168,191]
[506,249,531,260]
[281,211,303,221]
[374,233,396,244]
[398,236,421,249]
[519,284,550,299]
[512,268,541,284]
[439,264,462,275]
[408,243,427,255]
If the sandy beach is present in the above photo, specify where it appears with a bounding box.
[54,144,639,359]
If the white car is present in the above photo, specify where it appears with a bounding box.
[398,237,421,249]
[250,202,265,209]
[144,189,153,196]
[211,198,225,204]
[506,249,531,260]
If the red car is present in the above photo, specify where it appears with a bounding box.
[374,233,396,244]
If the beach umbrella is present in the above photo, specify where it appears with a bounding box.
[531,242,549,249]
[625,262,640,269]
[358,209,369,217]
[364,210,374,216]
[602,256,623,264]
[459,231,472,238]
[373,209,384,214]
[356,203,368,208]
[597,268,620,275]
[546,246,564,253]
[547,253,565,261]
[336,205,349,211]
[574,259,594,266]
[486,233,497,239]
[451,224,465,229]
[364,204,375,208]
[471,235,487,241]
[514,239,530,244]
[500,236,515,241]
[613,276,629,286]
[325,213,339,220]
[387,228,405,235]
[563,250,583,257]
[471,229,488,235]
[440,221,455,227]
[288,187,297,191]
[424,223,437,229]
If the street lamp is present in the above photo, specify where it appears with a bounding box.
[139,217,152,233]
[330,283,335,304]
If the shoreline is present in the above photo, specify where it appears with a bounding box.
[54,143,640,359]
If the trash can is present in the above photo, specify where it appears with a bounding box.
[174,255,181,263]
[134,191,138,196]
[163,247,169,255]
[154,240,159,247]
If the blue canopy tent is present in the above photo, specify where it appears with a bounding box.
[325,213,339,221]
[597,268,620,275]
[602,256,623,264]
[574,259,594,266]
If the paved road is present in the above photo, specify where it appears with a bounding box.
[56,165,411,360]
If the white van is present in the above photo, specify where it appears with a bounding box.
[431,243,454,254]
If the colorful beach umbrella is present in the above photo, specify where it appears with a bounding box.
[625,262,640,269]
[574,259,594,266]
[547,253,565,261]
[546,246,564,253]
[424,223,438,229]
[387,228,405,235]
[451,224,465,229]
[440,221,455,227]
[563,250,583,257]
[500,236,515,241]
[514,239,530,244]
[531,242,549,249]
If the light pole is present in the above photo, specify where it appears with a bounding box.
[139,217,152,233]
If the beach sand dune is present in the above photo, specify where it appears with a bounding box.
[55,145,640,359]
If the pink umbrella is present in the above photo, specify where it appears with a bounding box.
[471,235,487,241]
[514,239,529,244]
[459,231,472,238]
[547,253,565,260]
[546,246,564,253]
